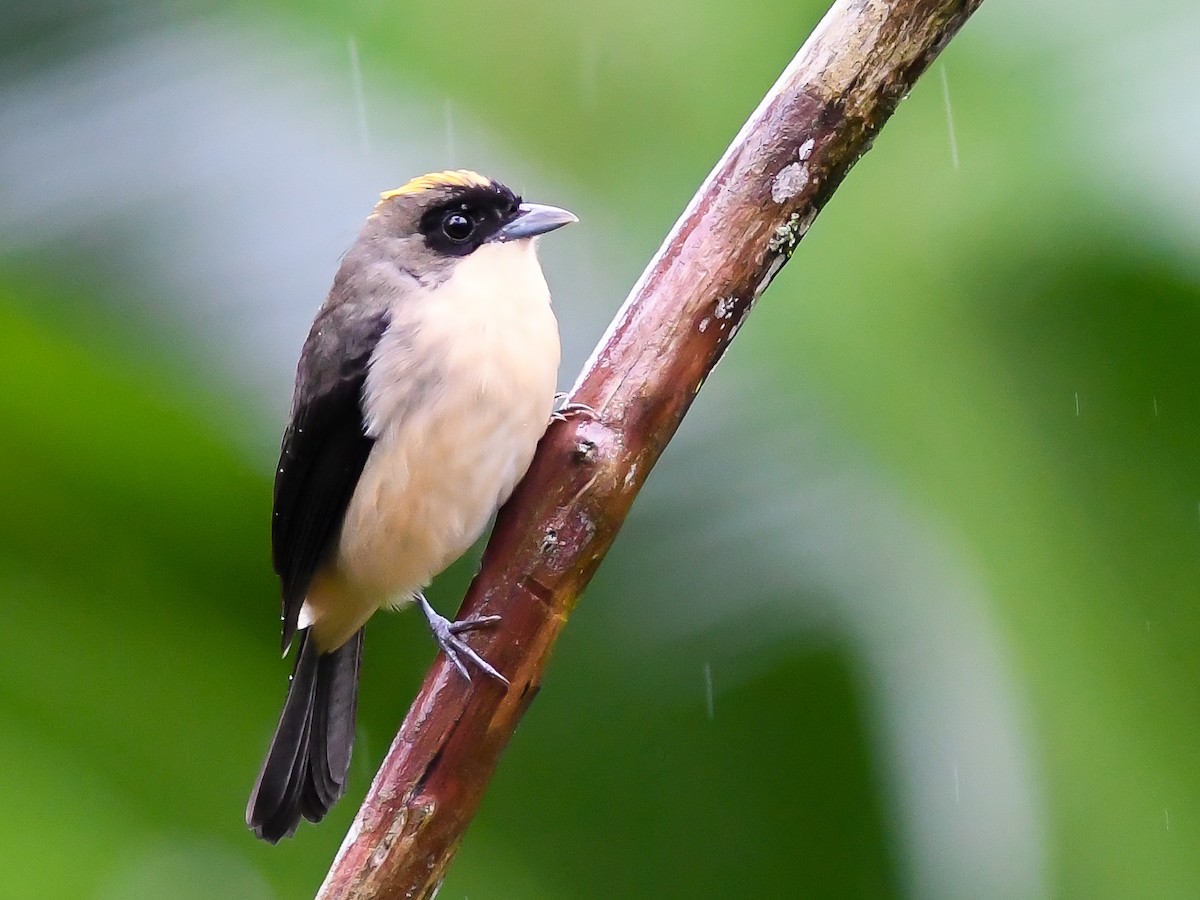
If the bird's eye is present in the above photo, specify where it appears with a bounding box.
[441,212,474,242]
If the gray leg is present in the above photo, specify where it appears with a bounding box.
[416,593,509,685]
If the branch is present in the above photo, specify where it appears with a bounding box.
[317,0,983,895]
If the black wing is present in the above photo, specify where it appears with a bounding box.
[272,310,389,651]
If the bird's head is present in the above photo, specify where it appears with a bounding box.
[361,170,575,283]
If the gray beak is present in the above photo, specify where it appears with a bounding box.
[495,202,578,242]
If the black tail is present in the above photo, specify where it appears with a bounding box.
[246,627,363,843]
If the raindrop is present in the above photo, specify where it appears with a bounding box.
[580,31,600,110]
[940,64,959,171]
[703,661,714,721]
[347,35,371,156]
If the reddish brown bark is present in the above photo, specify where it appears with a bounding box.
[317,0,985,896]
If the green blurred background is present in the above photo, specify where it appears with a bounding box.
[3,0,1199,897]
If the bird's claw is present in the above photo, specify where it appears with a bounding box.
[551,392,598,423]
[447,613,501,634]
[417,594,509,686]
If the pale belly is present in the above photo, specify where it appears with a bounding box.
[302,396,553,649]
[339,386,551,596]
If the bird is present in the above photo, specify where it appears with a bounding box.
[245,170,576,843]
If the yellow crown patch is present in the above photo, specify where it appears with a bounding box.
[377,170,492,203]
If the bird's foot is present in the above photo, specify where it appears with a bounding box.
[416,593,508,685]
[551,392,598,423]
